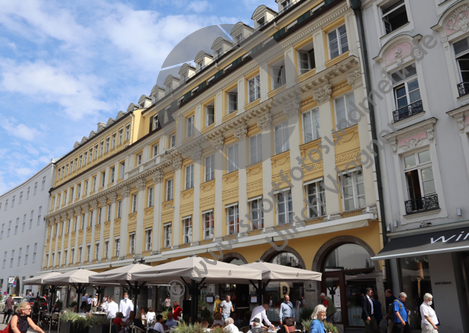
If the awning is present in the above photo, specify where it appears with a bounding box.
[372,226,469,260]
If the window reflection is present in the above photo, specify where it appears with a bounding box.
[324,244,371,271]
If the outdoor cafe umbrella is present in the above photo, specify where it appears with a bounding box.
[89,263,153,311]
[23,272,63,314]
[132,256,263,323]
[44,268,98,313]
[243,261,322,304]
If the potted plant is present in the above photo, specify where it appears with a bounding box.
[324,322,338,333]
[301,319,312,332]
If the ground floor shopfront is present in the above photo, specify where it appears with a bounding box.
[375,223,469,333]
[58,221,384,331]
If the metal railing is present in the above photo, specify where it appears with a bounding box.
[404,194,439,215]
[392,100,423,122]
[457,81,469,97]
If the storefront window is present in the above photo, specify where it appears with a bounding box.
[399,255,431,330]
[324,244,372,271]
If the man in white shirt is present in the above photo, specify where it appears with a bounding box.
[220,295,234,320]
[249,304,274,329]
[107,296,118,319]
[153,315,165,333]
[119,293,134,322]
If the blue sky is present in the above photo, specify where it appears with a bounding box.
[0,0,272,193]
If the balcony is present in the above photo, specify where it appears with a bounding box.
[458,82,469,97]
[392,100,423,122]
[404,194,439,215]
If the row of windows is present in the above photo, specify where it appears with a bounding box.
[56,123,131,182]
[1,243,38,270]
[0,177,46,212]
[0,207,42,240]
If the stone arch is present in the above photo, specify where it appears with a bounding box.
[221,252,248,264]
[259,246,305,269]
[312,235,379,272]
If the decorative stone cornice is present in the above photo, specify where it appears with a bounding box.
[457,116,466,133]
[109,193,117,203]
[60,213,67,221]
[99,196,107,206]
[171,156,183,172]
[120,186,131,199]
[191,148,203,161]
[234,123,247,141]
[283,102,300,117]
[346,70,362,89]
[153,169,164,184]
[210,135,224,150]
[91,200,99,209]
[312,84,332,104]
[82,203,90,211]
[257,112,272,131]
[136,178,147,191]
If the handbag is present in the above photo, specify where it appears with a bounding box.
[0,320,18,333]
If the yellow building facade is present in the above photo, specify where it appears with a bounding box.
[43,0,385,327]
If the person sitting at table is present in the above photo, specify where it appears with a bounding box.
[247,318,264,333]
[153,315,165,333]
[172,302,182,321]
[113,312,126,333]
[129,311,145,331]
[212,312,225,327]
[223,318,240,333]
[277,317,296,333]
[165,312,178,330]
[138,308,146,325]
[146,307,156,324]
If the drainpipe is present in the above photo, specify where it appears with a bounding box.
[350,0,393,288]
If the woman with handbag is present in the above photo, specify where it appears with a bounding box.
[3,301,44,333]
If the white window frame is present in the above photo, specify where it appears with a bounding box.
[248,75,261,103]
[328,24,348,59]
[248,197,264,230]
[381,0,408,35]
[302,108,321,143]
[205,154,214,182]
[148,187,154,207]
[202,210,214,239]
[249,133,262,164]
[227,143,239,173]
[340,169,365,212]
[185,164,194,190]
[205,103,215,127]
[115,238,120,257]
[271,59,286,90]
[274,121,290,155]
[335,92,357,130]
[276,189,293,225]
[304,179,326,218]
[129,233,135,254]
[164,223,172,248]
[132,194,137,213]
[182,216,192,244]
[403,149,436,200]
[226,203,239,235]
[187,115,194,137]
[145,228,152,251]
[166,179,173,201]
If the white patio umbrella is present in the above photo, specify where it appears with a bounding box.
[132,256,263,323]
[243,261,322,304]
[23,272,63,285]
[89,263,154,309]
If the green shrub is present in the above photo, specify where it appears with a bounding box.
[324,322,338,333]
[301,319,312,331]
[300,307,314,321]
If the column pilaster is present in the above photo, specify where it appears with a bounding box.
[135,178,147,258]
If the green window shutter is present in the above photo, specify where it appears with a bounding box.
[149,116,154,132]
[232,57,242,68]
[251,43,263,55]
[184,91,192,102]
[214,69,224,79]
[324,0,334,6]
[297,10,311,24]
[273,27,286,40]
[199,81,207,91]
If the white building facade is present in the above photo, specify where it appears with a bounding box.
[360,0,469,331]
[0,163,54,296]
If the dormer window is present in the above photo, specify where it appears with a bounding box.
[153,115,159,130]
[281,0,291,11]
[198,61,204,70]
[235,34,242,44]
[215,48,222,58]
[257,17,265,27]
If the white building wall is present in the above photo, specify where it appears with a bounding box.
[0,163,54,296]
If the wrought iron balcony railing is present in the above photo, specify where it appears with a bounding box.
[392,100,423,122]
[458,82,469,97]
[405,194,439,215]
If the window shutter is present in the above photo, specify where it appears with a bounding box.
[324,0,334,6]
[297,10,311,24]
[199,81,207,91]
[214,69,224,79]
[273,27,286,40]
[149,116,154,132]
[183,91,192,102]
[308,49,316,69]
[251,43,263,55]
[231,57,243,68]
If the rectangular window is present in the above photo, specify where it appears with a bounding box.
[271,59,286,90]
[115,238,120,257]
[94,144,98,159]
[205,103,215,126]
[277,189,293,224]
[145,229,152,251]
[89,211,93,227]
[25,246,29,265]
[182,217,192,244]
[205,154,214,181]
[249,197,264,229]
[132,194,137,213]
[248,75,261,103]
[305,180,326,218]
[120,162,125,178]
[392,65,421,121]
[164,224,172,248]
[63,250,67,265]
[34,182,38,194]
[14,218,18,235]
[92,176,97,192]
[7,221,11,237]
[11,196,15,208]
[100,141,104,155]
[98,207,102,224]
[341,170,365,211]
[328,25,348,59]
[89,148,93,162]
[117,200,122,218]
[81,214,85,229]
[119,128,123,144]
[274,121,290,154]
[129,233,135,254]
[84,152,87,164]
[84,180,88,195]
[137,153,142,166]
[166,179,173,201]
[148,187,154,207]
[110,167,115,183]
[335,92,357,130]
[298,47,315,75]
[249,133,262,164]
[227,88,238,114]
[104,241,109,259]
[71,248,75,264]
[227,143,239,173]
[19,192,23,204]
[0,224,3,239]
[78,247,83,263]
[302,108,321,143]
[170,134,176,148]
[382,0,408,34]
[227,204,239,235]
[37,207,41,226]
[101,171,106,187]
[95,243,100,260]
[125,124,131,141]
[77,184,81,198]
[22,215,26,232]
[107,204,111,221]
[187,115,194,137]
[203,211,214,239]
[32,244,37,263]
[79,155,82,168]
[185,164,194,189]
[153,145,159,157]
[86,245,91,262]
[112,133,116,148]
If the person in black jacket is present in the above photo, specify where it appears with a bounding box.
[361,288,379,333]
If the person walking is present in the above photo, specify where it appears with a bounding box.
[420,293,438,333]
[219,295,234,321]
[7,301,45,333]
[361,288,379,333]
[81,293,88,312]
[279,295,295,326]
[393,292,410,333]
[310,304,327,333]
[320,293,336,323]
[3,295,14,324]
[214,295,222,315]
[163,295,171,311]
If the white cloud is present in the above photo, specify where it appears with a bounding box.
[188,1,211,14]
[1,118,40,141]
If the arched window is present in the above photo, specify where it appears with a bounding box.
[271,252,302,268]
[323,243,371,271]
